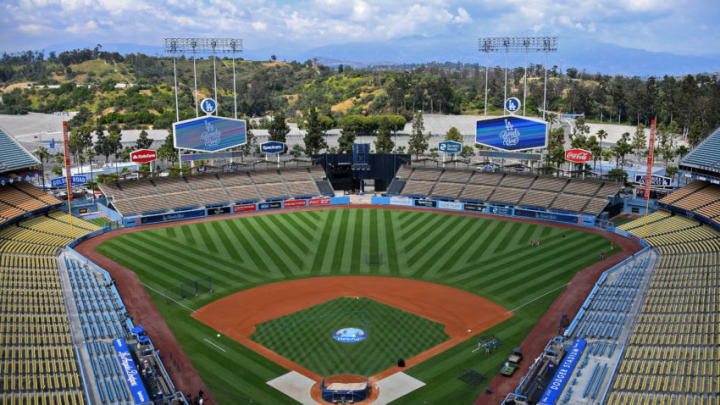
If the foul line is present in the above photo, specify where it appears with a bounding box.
[510,282,571,313]
[203,338,227,353]
[141,282,196,313]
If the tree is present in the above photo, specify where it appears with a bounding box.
[135,129,153,150]
[613,132,633,168]
[33,146,50,188]
[460,145,474,159]
[290,144,304,158]
[631,123,647,157]
[374,123,394,153]
[586,135,602,173]
[688,117,704,146]
[268,111,290,143]
[675,145,689,160]
[445,126,462,142]
[337,128,356,153]
[596,129,608,144]
[408,110,429,157]
[303,108,328,155]
[240,129,256,161]
[68,129,85,167]
[158,130,178,164]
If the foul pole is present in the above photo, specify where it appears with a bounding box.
[61,121,75,238]
[642,119,657,239]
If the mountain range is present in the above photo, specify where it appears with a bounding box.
[42,36,720,77]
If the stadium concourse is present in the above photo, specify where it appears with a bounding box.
[0,129,186,405]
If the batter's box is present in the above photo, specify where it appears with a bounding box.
[365,253,384,267]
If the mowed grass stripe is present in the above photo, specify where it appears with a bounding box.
[195,222,220,253]
[463,219,503,264]
[328,209,349,272]
[255,216,306,273]
[383,210,400,276]
[427,219,485,277]
[165,226,176,238]
[180,225,196,246]
[369,209,379,271]
[490,221,524,255]
[400,211,441,241]
[402,213,448,252]
[118,233,256,285]
[224,219,272,274]
[407,215,466,269]
[266,214,310,254]
[243,218,295,277]
[294,211,319,232]
[309,210,337,274]
[399,211,424,230]
[210,221,244,263]
[350,209,365,273]
[280,212,315,243]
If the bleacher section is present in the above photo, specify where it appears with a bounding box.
[658,181,720,228]
[0,214,99,405]
[607,215,720,405]
[0,128,40,172]
[390,167,620,216]
[99,167,333,217]
[0,182,62,225]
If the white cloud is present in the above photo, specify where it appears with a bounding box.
[453,7,471,23]
[65,20,97,33]
[252,21,267,31]
[18,23,49,34]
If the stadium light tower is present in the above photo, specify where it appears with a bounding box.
[478,36,557,119]
[163,38,244,119]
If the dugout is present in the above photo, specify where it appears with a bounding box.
[320,376,370,403]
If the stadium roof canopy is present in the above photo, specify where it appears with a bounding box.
[680,126,720,182]
[0,127,40,173]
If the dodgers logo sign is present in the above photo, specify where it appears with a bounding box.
[261,141,285,153]
[333,328,367,343]
[200,98,217,114]
[505,97,521,114]
[476,116,547,151]
[173,116,247,152]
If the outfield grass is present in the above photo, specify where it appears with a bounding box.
[251,297,449,376]
[89,217,111,227]
[95,208,618,404]
[611,216,637,226]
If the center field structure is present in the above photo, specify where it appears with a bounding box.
[94,208,620,404]
[250,297,449,376]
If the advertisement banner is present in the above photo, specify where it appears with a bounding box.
[476,116,548,151]
[260,141,285,153]
[207,206,231,216]
[308,197,332,206]
[634,174,670,187]
[233,204,257,213]
[565,148,591,163]
[51,175,87,188]
[283,199,307,208]
[538,339,587,405]
[463,202,485,212]
[62,121,73,201]
[414,199,437,208]
[487,205,513,216]
[644,119,656,200]
[389,196,414,207]
[113,338,150,404]
[437,200,463,211]
[173,116,247,152]
[259,201,282,210]
[438,141,462,153]
[130,149,157,163]
[140,209,205,224]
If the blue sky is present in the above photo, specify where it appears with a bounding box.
[1,0,719,56]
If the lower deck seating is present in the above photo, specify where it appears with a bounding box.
[402,180,434,196]
[256,183,289,200]
[459,185,495,202]
[519,190,556,208]
[552,194,590,213]
[431,183,464,199]
[489,187,525,205]
[286,181,319,198]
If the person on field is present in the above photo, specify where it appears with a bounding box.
[485,342,491,354]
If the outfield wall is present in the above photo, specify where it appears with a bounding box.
[371,196,600,228]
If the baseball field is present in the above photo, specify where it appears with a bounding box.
[93,207,620,404]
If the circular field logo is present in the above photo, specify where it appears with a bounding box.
[333,328,367,343]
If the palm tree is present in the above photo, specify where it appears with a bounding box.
[33,146,51,189]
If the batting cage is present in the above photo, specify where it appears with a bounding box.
[179,276,213,299]
[320,376,369,403]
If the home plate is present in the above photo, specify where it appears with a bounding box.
[266,371,316,405]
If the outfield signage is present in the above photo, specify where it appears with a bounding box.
[476,116,547,151]
[51,175,87,187]
[438,201,463,211]
[539,339,587,405]
[112,338,150,404]
[309,197,332,206]
[259,201,282,210]
[173,116,247,152]
[261,141,285,153]
[515,209,588,225]
[634,174,670,187]
[565,148,591,163]
[130,149,157,163]
[139,209,205,224]
[207,206,231,216]
[463,202,485,212]
[414,199,437,208]
[284,199,307,208]
[486,205,513,216]
[233,203,257,213]
[438,141,462,154]
[389,196,413,207]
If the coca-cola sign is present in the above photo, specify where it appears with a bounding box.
[130,149,157,163]
[565,148,591,163]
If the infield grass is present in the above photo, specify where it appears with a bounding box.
[95,208,619,404]
[250,297,449,376]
